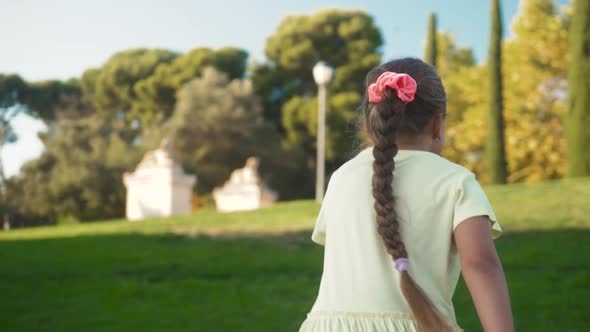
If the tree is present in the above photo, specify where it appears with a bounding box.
[444,0,569,184]
[0,74,82,227]
[82,48,177,121]
[443,65,489,176]
[133,47,248,124]
[24,79,80,122]
[79,47,248,127]
[266,10,382,95]
[250,62,299,131]
[0,74,79,132]
[8,110,142,223]
[424,13,438,68]
[0,75,78,184]
[435,32,475,77]
[486,0,508,184]
[262,9,382,167]
[566,0,590,177]
[4,46,253,223]
[281,90,362,162]
[503,0,569,182]
[164,68,308,198]
[0,75,27,185]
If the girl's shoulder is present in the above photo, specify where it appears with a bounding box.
[419,154,478,187]
[328,148,374,181]
[333,147,478,186]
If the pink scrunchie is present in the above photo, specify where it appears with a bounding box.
[368,72,417,104]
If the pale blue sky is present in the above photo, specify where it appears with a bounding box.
[1,0,570,177]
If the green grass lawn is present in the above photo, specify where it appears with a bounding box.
[1,178,590,331]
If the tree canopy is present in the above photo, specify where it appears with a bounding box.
[164,68,307,198]
[8,112,142,222]
[1,4,579,226]
[261,9,383,165]
[443,0,569,183]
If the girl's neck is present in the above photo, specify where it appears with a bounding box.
[395,134,442,155]
[396,139,433,152]
[397,143,429,151]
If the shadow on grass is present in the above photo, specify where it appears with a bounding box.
[0,229,589,331]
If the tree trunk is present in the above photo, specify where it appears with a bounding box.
[566,0,590,177]
[486,0,508,184]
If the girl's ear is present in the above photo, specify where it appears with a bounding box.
[431,112,444,140]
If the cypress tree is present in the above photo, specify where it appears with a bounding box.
[424,13,438,69]
[486,0,508,184]
[566,0,590,177]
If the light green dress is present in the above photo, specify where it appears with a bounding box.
[299,148,502,332]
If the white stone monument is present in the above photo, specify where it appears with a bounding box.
[213,157,278,212]
[123,139,196,221]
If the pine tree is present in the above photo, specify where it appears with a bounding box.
[486,0,508,184]
[424,13,438,69]
[566,0,590,177]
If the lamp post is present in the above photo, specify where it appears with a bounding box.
[312,61,334,202]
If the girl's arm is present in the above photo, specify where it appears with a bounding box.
[454,216,514,332]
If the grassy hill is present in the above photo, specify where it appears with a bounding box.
[1,178,589,331]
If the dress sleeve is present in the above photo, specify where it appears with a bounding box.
[453,172,502,239]
[311,172,339,246]
[311,201,327,245]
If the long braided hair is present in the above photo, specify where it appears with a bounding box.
[363,58,449,332]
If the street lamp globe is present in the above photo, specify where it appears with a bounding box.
[313,61,334,86]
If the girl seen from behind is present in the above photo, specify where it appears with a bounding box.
[299,58,514,332]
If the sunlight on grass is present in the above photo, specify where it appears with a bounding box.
[2,178,589,242]
[1,179,589,331]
